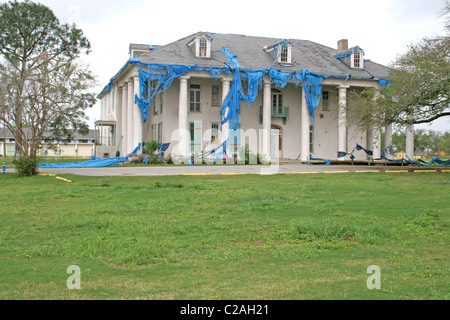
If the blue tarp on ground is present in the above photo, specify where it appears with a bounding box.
[38,144,142,168]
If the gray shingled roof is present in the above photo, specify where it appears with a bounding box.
[137,32,390,80]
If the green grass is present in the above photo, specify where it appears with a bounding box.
[0,172,448,300]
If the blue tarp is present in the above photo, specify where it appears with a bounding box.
[38,144,142,168]
[309,156,331,165]
[335,46,365,59]
[418,157,450,166]
[104,47,391,162]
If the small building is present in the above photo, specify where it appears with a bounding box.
[0,127,97,158]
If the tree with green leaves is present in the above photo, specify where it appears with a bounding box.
[347,2,449,131]
[392,129,450,155]
[0,0,96,175]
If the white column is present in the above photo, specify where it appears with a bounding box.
[106,92,110,117]
[300,87,310,162]
[127,79,134,154]
[372,128,382,159]
[178,76,190,158]
[371,90,382,159]
[121,83,128,155]
[115,85,122,153]
[338,85,349,160]
[384,123,393,157]
[406,123,415,160]
[262,79,272,162]
[221,77,231,157]
[133,76,143,153]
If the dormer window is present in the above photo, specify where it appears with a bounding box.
[335,44,365,69]
[353,50,362,68]
[187,34,212,59]
[199,38,208,57]
[265,41,293,64]
[276,42,292,64]
[280,44,289,63]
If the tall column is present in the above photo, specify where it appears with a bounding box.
[384,123,393,158]
[300,87,310,162]
[133,76,143,153]
[371,90,381,159]
[338,85,349,161]
[221,77,231,158]
[121,83,128,155]
[178,76,190,158]
[372,128,382,159]
[115,85,122,154]
[127,79,134,154]
[406,123,415,160]
[262,79,272,162]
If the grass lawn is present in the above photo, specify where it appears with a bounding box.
[0,172,448,300]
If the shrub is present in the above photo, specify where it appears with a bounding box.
[15,157,39,177]
[144,140,160,155]
[239,144,262,165]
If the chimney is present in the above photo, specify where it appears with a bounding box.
[337,39,348,52]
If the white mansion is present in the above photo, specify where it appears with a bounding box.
[97,32,408,162]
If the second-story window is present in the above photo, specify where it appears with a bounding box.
[272,89,283,115]
[211,85,221,106]
[322,91,330,111]
[190,84,201,112]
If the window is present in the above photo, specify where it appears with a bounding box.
[211,123,219,143]
[190,85,201,112]
[199,38,208,58]
[152,98,157,116]
[151,124,156,140]
[160,93,164,114]
[322,91,330,111]
[157,123,163,144]
[272,90,283,115]
[211,85,221,106]
[274,43,291,64]
[310,126,314,154]
[280,44,289,63]
[353,50,362,69]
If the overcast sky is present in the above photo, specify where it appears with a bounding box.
[2,0,449,132]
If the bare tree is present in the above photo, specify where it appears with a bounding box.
[0,0,96,174]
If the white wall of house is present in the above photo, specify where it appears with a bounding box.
[101,67,382,161]
[143,74,369,161]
